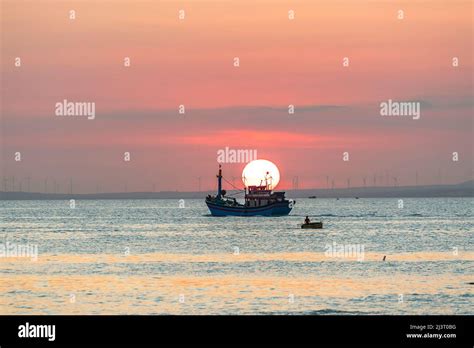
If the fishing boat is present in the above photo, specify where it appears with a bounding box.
[205,165,294,216]
[301,221,323,229]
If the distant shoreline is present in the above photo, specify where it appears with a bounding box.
[0,181,472,200]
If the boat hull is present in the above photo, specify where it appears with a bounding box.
[206,200,293,216]
[301,222,323,229]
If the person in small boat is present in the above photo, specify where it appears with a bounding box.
[304,216,310,224]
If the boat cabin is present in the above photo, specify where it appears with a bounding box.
[245,185,286,207]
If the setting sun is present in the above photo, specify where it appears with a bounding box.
[242,159,281,189]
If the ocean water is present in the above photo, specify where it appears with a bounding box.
[0,198,472,315]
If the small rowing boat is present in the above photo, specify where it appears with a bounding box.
[301,221,323,229]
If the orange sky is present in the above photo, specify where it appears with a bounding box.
[1,0,472,192]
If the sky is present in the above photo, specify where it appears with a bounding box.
[1,0,472,193]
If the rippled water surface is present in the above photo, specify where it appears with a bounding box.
[0,198,472,314]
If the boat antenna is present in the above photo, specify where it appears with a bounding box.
[264,171,273,189]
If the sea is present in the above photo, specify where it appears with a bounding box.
[0,198,472,315]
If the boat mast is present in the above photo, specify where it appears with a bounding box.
[217,165,222,198]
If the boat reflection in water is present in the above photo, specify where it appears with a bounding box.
[205,165,294,216]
